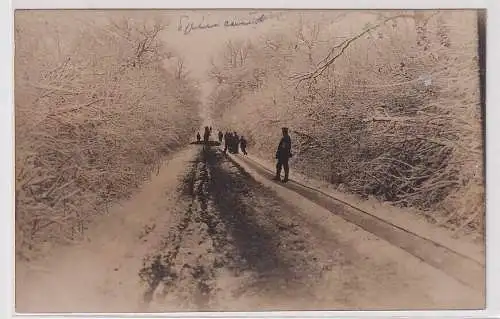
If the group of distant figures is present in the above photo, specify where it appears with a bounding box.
[222,131,248,155]
[195,126,292,183]
[196,126,248,155]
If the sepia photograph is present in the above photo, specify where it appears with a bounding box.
[13,8,486,313]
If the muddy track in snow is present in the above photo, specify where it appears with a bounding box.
[138,147,327,311]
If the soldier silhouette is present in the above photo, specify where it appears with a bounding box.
[223,131,230,153]
[233,132,239,154]
[274,127,292,183]
[240,136,248,155]
[203,126,210,150]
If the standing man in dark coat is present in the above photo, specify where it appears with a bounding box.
[223,132,229,153]
[223,132,228,154]
[228,132,234,153]
[233,132,239,154]
[274,127,292,183]
[203,126,211,151]
[218,131,223,143]
[240,136,248,155]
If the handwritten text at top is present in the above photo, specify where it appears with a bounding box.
[177,14,267,35]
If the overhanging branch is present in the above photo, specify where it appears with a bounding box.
[290,14,416,85]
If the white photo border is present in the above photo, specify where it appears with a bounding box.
[3,0,498,318]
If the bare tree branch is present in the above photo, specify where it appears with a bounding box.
[290,14,416,84]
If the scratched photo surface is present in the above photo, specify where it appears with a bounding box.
[14,9,485,313]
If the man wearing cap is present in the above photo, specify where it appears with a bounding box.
[274,127,292,183]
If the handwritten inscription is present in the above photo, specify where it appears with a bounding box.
[224,14,266,27]
[178,14,267,35]
[177,15,219,35]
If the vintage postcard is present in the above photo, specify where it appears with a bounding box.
[13,8,486,313]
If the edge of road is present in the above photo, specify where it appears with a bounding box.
[220,148,485,293]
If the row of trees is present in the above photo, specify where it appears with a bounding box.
[208,10,485,234]
[15,11,201,258]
